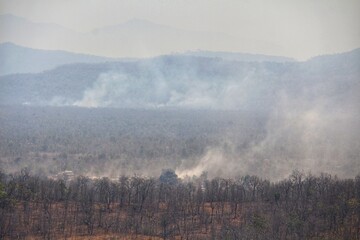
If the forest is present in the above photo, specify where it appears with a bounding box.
[1,2,359,239]
[0,36,359,240]
[0,168,359,239]
[1,106,359,239]
[0,105,269,178]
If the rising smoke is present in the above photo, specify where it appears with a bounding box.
[1,52,359,180]
[56,54,360,180]
[176,85,360,180]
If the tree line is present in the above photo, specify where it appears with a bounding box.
[0,169,359,239]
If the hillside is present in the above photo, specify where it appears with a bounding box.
[0,42,119,75]
[0,48,359,110]
[0,14,286,58]
[181,50,295,63]
[0,48,359,179]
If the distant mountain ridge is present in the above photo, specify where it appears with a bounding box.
[180,50,295,63]
[0,42,295,75]
[0,14,290,58]
[0,44,359,180]
[0,42,121,75]
[0,47,358,110]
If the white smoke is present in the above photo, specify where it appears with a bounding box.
[42,54,359,180]
[69,68,261,110]
[73,73,128,107]
[175,88,360,181]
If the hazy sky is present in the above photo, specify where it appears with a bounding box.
[0,0,359,59]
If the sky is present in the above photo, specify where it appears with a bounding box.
[0,0,359,59]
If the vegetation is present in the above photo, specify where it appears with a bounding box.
[0,106,270,178]
[0,47,359,239]
[0,169,359,239]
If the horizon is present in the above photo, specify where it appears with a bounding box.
[0,0,359,60]
[0,0,359,188]
[0,24,359,62]
[0,3,359,238]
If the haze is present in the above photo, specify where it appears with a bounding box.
[0,0,359,180]
[0,0,359,60]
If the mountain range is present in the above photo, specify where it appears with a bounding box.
[0,42,121,75]
[0,47,359,178]
[0,13,359,179]
[0,14,284,58]
[0,47,359,111]
[0,42,294,76]
[0,14,359,113]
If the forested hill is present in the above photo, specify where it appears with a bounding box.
[0,48,359,180]
[0,48,359,110]
[0,42,118,76]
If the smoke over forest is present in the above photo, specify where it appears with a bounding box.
[1,2,360,239]
[1,48,359,180]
